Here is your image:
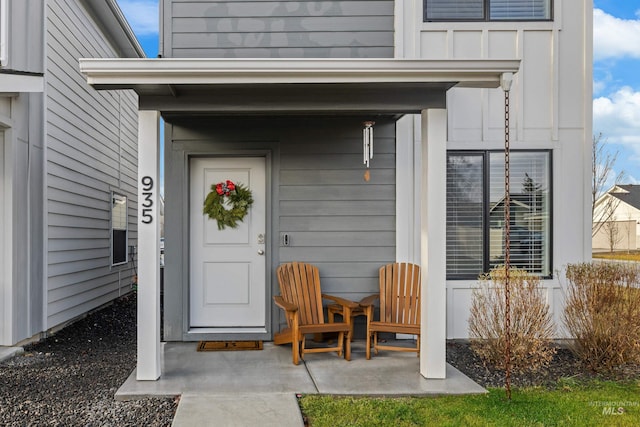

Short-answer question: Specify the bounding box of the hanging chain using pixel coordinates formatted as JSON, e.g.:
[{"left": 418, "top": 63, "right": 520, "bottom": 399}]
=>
[{"left": 504, "top": 89, "right": 512, "bottom": 401}]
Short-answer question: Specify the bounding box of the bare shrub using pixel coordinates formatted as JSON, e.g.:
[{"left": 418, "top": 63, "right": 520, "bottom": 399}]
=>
[
  {"left": 469, "top": 266, "right": 556, "bottom": 373},
  {"left": 563, "top": 262, "right": 640, "bottom": 372}
]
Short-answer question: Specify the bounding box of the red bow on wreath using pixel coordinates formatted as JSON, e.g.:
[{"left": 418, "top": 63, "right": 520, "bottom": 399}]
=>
[{"left": 215, "top": 180, "right": 236, "bottom": 196}]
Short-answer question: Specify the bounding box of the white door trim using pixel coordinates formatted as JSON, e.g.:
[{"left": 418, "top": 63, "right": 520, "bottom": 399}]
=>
[{"left": 189, "top": 156, "right": 267, "bottom": 333}]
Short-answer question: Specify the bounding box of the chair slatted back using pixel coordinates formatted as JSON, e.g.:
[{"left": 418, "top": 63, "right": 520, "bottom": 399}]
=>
[
  {"left": 378, "top": 262, "right": 421, "bottom": 326},
  {"left": 277, "top": 262, "right": 325, "bottom": 326}
]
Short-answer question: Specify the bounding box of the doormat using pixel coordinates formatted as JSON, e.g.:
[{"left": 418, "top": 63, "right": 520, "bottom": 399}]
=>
[{"left": 197, "top": 341, "right": 263, "bottom": 351}]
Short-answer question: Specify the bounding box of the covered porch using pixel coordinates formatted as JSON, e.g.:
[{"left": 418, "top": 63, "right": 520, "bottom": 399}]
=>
[
  {"left": 116, "top": 340, "right": 485, "bottom": 397},
  {"left": 79, "top": 58, "right": 520, "bottom": 382},
  {"left": 117, "top": 341, "right": 486, "bottom": 426}
]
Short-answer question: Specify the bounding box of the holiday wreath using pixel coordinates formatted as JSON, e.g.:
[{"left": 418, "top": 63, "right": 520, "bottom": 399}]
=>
[{"left": 203, "top": 180, "right": 254, "bottom": 230}]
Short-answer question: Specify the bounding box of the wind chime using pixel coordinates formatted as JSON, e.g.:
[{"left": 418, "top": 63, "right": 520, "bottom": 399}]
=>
[{"left": 363, "top": 120, "right": 375, "bottom": 181}]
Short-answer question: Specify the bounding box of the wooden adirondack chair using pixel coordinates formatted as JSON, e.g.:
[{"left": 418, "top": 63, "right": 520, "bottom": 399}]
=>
[
  {"left": 273, "top": 262, "right": 358, "bottom": 365},
  {"left": 362, "top": 262, "right": 421, "bottom": 360}
]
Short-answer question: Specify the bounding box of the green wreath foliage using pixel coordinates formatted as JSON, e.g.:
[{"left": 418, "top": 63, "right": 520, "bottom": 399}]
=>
[{"left": 203, "top": 181, "right": 254, "bottom": 230}]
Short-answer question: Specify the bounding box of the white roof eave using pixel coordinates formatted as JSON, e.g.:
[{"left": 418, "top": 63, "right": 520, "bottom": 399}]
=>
[
  {"left": 79, "top": 58, "right": 521, "bottom": 87},
  {"left": 0, "top": 73, "right": 44, "bottom": 93}
]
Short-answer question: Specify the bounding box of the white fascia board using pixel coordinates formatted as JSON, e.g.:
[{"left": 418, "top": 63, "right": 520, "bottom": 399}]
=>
[
  {"left": 0, "top": 73, "right": 44, "bottom": 93},
  {"left": 79, "top": 58, "right": 521, "bottom": 87},
  {"left": 79, "top": 0, "right": 145, "bottom": 58}
]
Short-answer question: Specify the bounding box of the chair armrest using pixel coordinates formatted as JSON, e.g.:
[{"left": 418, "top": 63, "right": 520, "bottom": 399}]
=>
[
  {"left": 321, "top": 294, "right": 359, "bottom": 309},
  {"left": 273, "top": 295, "right": 298, "bottom": 313},
  {"left": 358, "top": 294, "right": 379, "bottom": 307}
]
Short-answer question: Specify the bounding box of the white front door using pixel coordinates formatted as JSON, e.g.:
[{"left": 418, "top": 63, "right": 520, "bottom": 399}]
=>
[{"left": 189, "top": 157, "right": 266, "bottom": 330}]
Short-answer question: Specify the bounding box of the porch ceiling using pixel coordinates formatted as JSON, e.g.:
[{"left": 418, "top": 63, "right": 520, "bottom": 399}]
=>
[{"left": 79, "top": 58, "right": 520, "bottom": 115}]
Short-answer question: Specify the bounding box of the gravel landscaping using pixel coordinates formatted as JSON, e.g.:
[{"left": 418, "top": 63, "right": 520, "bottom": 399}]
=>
[
  {"left": 2, "top": 292, "right": 639, "bottom": 425},
  {"left": 447, "top": 340, "right": 640, "bottom": 389},
  {"left": 0, "top": 294, "right": 177, "bottom": 426}
]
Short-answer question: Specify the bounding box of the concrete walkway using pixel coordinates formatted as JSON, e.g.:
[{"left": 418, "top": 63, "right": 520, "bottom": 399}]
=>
[{"left": 117, "top": 341, "right": 485, "bottom": 426}]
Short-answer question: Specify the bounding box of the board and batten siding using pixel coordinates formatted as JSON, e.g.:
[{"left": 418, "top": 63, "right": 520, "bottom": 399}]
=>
[
  {"left": 162, "top": 0, "right": 394, "bottom": 58},
  {"left": 408, "top": 0, "right": 590, "bottom": 338},
  {"left": 45, "top": 0, "right": 138, "bottom": 329}
]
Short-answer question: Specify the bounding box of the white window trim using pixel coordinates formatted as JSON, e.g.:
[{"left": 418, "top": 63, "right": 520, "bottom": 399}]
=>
[
  {"left": 445, "top": 150, "right": 552, "bottom": 278},
  {"left": 111, "top": 192, "right": 128, "bottom": 267}
]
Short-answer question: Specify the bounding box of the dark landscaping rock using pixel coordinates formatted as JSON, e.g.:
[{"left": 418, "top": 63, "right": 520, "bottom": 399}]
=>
[
  {"left": 0, "top": 294, "right": 177, "bottom": 426},
  {"left": 446, "top": 340, "right": 640, "bottom": 389}
]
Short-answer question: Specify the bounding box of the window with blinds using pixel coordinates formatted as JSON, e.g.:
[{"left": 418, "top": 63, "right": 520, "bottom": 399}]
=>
[
  {"left": 490, "top": 0, "right": 551, "bottom": 20},
  {"left": 425, "top": 0, "right": 552, "bottom": 21},
  {"left": 446, "top": 154, "right": 485, "bottom": 277},
  {"left": 446, "top": 151, "right": 551, "bottom": 279},
  {"left": 112, "top": 193, "right": 128, "bottom": 266},
  {"left": 426, "top": 0, "right": 484, "bottom": 20}
]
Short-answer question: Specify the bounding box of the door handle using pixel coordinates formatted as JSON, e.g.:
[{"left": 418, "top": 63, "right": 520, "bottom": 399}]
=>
[{"left": 257, "top": 249, "right": 265, "bottom": 255}]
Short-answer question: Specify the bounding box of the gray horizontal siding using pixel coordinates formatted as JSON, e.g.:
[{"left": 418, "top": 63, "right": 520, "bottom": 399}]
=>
[
  {"left": 48, "top": 201, "right": 109, "bottom": 222},
  {"left": 278, "top": 118, "right": 396, "bottom": 301},
  {"left": 47, "top": 266, "right": 114, "bottom": 291},
  {"left": 172, "top": 1, "right": 393, "bottom": 17},
  {"left": 172, "top": 47, "right": 391, "bottom": 57},
  {"left": 280, "top": 215, "right": 395, "bottom": 231},
  {"left": 279, "top": 246, "right": 394, "bottom": 262},
  {"left": 282, "top": 231, "right": 395, "bottom": 246},
  {"left": 280, "top": 184, "right": 394, "bottom": 200},
  {"left": 280, "top": 200, "right": 396, "bottom": 215},
  {"left": 165, "top": 0, "right": 394, "bottom": 58},
  {"left": 45, "top": 0, "right": 138, "bottom": 329},
  {"left": 163, "top": 117, "right": 395, "bottom": 338},
  {"left": 49, "top": 273, "right": 123, "bottom": 304},
  {"left": 171, "top": 16, "right": 393, "bottom": 32},
  {"left": 173, "top": 32, "right": 393, "bottom": 48},
  {"left": 48, "top": 237, "right": 110, "bottom": 252}
]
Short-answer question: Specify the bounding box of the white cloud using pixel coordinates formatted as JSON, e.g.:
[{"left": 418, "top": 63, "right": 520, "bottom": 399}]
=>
[
  {"left": 594, "top": 86, "right": 640, "bottom": 141},
  {"left": 593, "top": 86, "right": 640, "bottom": 178},
  {"left": 594, "top": 8, "right": 640, "bottom": 61},
  {"left": 117, "top": 0, "right": 159, "bottom": 36},
  {"left": 593, "top": 78, "right": 608, "bottom": 95}
]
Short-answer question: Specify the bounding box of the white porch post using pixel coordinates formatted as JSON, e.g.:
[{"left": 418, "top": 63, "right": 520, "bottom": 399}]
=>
[
  {"left": 419, "top": 108, "right": 447, "bottom": 379},
  {"left": 136, "top": 110, "right": 161, "bottom": 380}
]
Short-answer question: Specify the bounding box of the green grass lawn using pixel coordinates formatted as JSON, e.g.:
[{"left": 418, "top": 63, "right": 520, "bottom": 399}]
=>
[
  {"left": 299, "top": 380, "right": 640, "bottom": 426},
  {"left": 592, "top": 251, "right": 640, "bottom": 262}
]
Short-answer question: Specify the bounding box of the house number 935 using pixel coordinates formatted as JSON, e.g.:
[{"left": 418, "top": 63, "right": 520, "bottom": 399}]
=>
[{"left": 141, "top": 176, "right": 154, "bottom": 224}]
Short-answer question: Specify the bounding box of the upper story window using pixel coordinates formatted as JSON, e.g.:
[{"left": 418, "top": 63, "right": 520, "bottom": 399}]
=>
[{"left": 425, "top": 0, "right": 552, "bottom": 21}]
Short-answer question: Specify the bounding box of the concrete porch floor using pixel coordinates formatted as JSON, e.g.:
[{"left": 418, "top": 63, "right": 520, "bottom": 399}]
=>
[{"left": 117, "top": 340, "right": 486, "bottom": 426}]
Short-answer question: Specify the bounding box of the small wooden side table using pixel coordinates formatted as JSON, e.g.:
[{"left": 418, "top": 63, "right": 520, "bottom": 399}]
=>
[{"left": 327, "top": 303, "right": 368, "bottom": 341}]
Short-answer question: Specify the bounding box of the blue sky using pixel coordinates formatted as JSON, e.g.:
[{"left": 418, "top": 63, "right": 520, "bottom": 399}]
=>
[
  {"left": 593, "top": 1, "right": 640, "bottom": 185},
  {"left": 117, "top": 0, "right": 640, "bottom": 187}
]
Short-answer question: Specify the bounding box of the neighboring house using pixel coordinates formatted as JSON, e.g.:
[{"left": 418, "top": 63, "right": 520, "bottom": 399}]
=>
[
  {"left": 593, "top": 185, "right": 640, "bottom": 251},
  {"left": 80, "top": 0, "right": 592, "bottom": 380},
  {"left": 0, "top": 0, "right": 143, "bottom": 347}
]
